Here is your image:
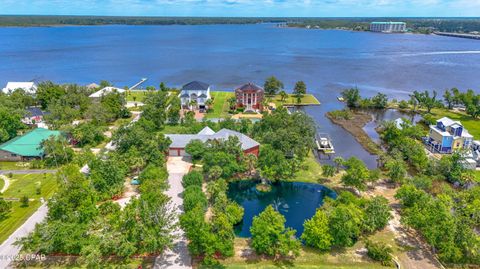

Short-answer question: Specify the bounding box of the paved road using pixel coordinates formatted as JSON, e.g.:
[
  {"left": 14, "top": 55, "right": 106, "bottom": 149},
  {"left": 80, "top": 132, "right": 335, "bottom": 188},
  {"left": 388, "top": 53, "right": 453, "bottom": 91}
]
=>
[
  {"left": 154, "top": 157, "right": 192, "bottom": 269},
  {"left": 0, "top": 203, "right": 48, "bottom": 269},
  {"left": 0, "top": 170, "right": 57, "bottom": 175}
]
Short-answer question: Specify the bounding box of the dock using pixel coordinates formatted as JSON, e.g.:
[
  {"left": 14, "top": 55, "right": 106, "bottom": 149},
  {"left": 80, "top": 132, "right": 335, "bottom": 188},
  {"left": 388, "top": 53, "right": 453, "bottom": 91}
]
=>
[
  {"left": 129, "top": 78, "right": 148, "bottom": 90},
  {"left": 434, "top": 32, "right": 480, "bottom": 40}
]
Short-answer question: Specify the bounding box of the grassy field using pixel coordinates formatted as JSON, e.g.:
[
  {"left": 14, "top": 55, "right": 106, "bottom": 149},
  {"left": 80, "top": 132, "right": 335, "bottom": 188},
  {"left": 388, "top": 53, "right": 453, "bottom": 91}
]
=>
[
  {"left": 125, "top": 90, "right": 178, "bottom": 102},
  {"left": 475, "top": 171, "right": 480, "bottom": 182},
  {"left": 424, "top": 108, "right": 480, "bottom": 138},
  {"left": 220, "top": 237, "right": 393, "bottom": 269},
  {"left": 288, "top": 152, "right": 323, "bottom": 183},
  {"left": 162, "top": 124, "right": 192, "bottom": 134},
  {"left": 205, "top": 92, "right": 321, "bottom": 119},
  {"left": 0, "top": 177, "right": 4, "bottom": 191},
  {"left": 125, "top": 90, "right": 148, "bottom": 102},
  {"left": 0, "top": 161, "right": 32, "bottom": 170},
  {"left": 0, "top": 173, "right": 58, "bottom": 244},
  {"left": 205, "top": 91, "right": 235, "bottom": 119},
  {"left": 270, "top": 94, "right": 321, "bottom": 107}
]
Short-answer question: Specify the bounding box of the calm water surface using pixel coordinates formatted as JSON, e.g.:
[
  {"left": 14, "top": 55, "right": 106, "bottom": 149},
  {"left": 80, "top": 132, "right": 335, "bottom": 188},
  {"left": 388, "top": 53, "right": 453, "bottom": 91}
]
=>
[
  {"left": 1, "top": 24, "right": 479, "bottom": 167},
  {"left": 227, "top": 180, "right": 337, "bottom": 237}
]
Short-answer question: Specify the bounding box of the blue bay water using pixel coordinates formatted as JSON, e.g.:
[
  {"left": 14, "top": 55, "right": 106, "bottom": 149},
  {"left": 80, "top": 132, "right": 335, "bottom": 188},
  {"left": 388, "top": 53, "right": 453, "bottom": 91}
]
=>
[{"left": 1, "top": 24, "right": 479, "bottom": 167}]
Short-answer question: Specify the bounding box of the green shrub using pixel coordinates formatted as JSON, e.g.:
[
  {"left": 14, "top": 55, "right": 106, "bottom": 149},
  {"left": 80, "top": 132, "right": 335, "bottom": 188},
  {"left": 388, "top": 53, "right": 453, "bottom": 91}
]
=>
[
  {"left": 365, "top": 240, "right": 393, "bottom": 266},
  {"left": 183, "top": 186, "right": 207, "bottom": 212},
  {"left": 20, "top": 195, "right": 29, "bottom": 207},
  {"left": 398, "top": 100, "right": 409, "bottom": 109},
  {"left": 182, "top": 171, "right": 203, "bottom": 188},
  {"left": 422, "top": 113, "right": 437, "bottom": 126},
  {"left": 329, "top": 109, "right": 353, "bottom": 120}
]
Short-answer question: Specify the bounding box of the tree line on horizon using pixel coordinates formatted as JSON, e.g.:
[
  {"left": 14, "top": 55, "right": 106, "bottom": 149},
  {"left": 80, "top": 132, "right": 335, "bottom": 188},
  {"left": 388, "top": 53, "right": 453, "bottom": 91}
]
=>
[{"left": 1, "top": 16, "right": 479, "bottom": 33}]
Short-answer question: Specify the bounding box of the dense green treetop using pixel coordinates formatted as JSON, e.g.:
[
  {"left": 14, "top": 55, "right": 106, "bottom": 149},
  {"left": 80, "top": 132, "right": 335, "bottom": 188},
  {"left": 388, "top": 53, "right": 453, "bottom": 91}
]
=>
[{"left": 250, "top": 205, "right": 301, "bottom": 258}]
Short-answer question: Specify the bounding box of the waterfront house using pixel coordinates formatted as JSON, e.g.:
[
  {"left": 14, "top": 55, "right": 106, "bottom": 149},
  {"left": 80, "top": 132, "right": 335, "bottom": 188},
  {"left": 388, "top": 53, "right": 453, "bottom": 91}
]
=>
[
  {"left": 235, "top": 83, "right": 264, "bottom": 112},
  {"left": 22, "top": 107, "right": 49, "bottom": 126},
  {"left": 370, "top": 22, "right": 406, "bottom": 33},
  {"left": 165, "top": 126, "right": 259, "bottom": 157},
  {"left": 89, "top": 86, "right": 125, "bottom": 99},
  {"left": 2, "top": 82, "right": 37, "bottom": 94},
  {"left": 86, "top": 83, "right": 100, "bottom": 90},
  {"left": 0, "top": 128, "right": 61, "bottom": 161},
  {"left": 179, "top": 81, "right": 211, "bottom": 111},
  {"left": 425, "top": 117, "right": 474, "bottom": 153}
]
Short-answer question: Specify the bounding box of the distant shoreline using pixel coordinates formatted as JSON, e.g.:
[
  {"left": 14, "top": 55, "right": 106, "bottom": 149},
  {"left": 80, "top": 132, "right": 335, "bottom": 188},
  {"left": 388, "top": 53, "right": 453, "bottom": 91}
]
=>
[{"left": 0, "top": 16, "right": 479, "bottom": 34}]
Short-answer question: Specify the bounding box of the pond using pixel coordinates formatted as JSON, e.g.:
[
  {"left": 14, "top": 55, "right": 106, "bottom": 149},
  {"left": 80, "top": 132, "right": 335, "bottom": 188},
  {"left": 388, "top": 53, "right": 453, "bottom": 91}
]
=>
[{"left": 227, "top": 180, "right": 337, "bottom": 238}]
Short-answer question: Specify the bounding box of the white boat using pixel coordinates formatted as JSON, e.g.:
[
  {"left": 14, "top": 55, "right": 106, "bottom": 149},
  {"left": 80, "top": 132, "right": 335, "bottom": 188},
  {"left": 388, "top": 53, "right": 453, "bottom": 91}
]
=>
[{"left": 315, "top": 133, "right": 335, "bottom": 154}]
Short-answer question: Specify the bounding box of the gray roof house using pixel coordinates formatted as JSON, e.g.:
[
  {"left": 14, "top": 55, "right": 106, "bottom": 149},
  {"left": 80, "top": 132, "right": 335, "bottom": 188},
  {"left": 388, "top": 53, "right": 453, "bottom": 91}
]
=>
[
  {"left": 165, "top": 127, "right": 260, "bottom": 157},
  {"left": 179, "top": 81, "right": 211, "bottom": 110}
]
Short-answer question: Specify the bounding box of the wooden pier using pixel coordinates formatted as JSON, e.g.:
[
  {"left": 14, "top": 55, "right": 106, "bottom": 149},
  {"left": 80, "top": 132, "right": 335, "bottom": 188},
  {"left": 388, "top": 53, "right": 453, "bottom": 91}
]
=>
[{"left": 129, "top": 78, "right": 148, "bottom": 90}]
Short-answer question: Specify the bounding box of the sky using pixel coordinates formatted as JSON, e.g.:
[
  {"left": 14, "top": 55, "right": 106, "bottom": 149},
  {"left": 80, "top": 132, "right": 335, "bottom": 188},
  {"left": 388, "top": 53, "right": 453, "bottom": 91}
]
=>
[{"left": 0, "top": 0, "right": 479, "bottom": 17}]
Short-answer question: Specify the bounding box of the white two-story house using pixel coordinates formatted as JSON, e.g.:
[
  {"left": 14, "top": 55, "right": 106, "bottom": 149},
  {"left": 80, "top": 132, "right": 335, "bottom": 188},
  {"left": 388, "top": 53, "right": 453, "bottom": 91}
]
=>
[{"left": 179, "top": 81, "right": 211, "bottom": 110}]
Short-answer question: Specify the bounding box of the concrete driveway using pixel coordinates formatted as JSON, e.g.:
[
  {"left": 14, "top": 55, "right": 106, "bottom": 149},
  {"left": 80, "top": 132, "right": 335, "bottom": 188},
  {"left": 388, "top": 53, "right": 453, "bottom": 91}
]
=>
[
  {"left": 0, "top": 203, "right": 48, "bottom": 269},
  {"left": 154, "top": 157, "right": 192, "bottom": 269}
]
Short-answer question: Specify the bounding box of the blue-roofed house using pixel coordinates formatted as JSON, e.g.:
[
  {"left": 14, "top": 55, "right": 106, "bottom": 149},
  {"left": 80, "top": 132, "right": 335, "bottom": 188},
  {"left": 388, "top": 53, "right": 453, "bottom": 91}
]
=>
[
  {"left": 426, "top": 117, "right": 474, "bottom": 153},
  {"left": 22, "top": 107, "right": 49, "bottom": 126}
]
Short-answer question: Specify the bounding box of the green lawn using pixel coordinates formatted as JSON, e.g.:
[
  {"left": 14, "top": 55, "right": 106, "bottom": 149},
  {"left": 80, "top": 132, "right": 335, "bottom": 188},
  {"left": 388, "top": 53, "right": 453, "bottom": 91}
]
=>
[
  {"left": 221, "top": 238, "right": 392, "bottom": 269},
  {"left": 0, "top": 173, "right": 58, "bottom": 243},
  {"left": 222, "top": 264, "right": 389, "bottom": 269},
  {"left": 125, "top": 90, "right": 148, "bottom": 102},
  {"left": 428, "top": 108, "right": 480, "bottom": 138},
  {"left": 204, "top": 92, "right": 320, "bottom": 119},
  {"left": 0, "top": 177, "right": 4, "bottom": 191},
  {"left": 0, "top": 161, "right": 32, "bottom": 170},
  {"left": 475, "top": 171, "right": 480, "bottom": 182},
  {"left": 271, "top": 94, "right": 321, "bottom": 107},
  {"left": 288, "top": 152, "right": 323, "bottom": 183},
  {"left": 205, "top": 91, "right": 235, "bottom": 119},
  {"left": 125, "top": 90, "right": 178, "bottom": 103}
]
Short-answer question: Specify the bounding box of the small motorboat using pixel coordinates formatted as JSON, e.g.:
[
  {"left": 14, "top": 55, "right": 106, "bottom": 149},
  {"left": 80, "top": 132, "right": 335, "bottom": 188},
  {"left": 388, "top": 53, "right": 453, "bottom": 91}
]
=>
[{"left": 315, "top": 133, "right": 335, "bottom": 154}]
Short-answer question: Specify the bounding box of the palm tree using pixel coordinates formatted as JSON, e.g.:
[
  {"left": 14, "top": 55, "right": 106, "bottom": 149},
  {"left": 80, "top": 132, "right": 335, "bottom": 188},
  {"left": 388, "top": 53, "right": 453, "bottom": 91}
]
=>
[
  {"left": 279, "top": 90, "right": 288, "bottom": 102},
  {"left": 205, "top": 98, "right": 213, "bottom": 109},
  {"left": 262, "top": 97, "right": 271, "bottom": 109},
  {"left": 333, "top": 156, "right": 344, "bottom": 173},
  {"left": 189, "top": 100, "right": 197, "bottom": 110},
  {"left": 245, "top": 154, "right": 258, "bottom": 177},
  {"left": 227, "top": 97, "right": 237, "bottom": 110}
]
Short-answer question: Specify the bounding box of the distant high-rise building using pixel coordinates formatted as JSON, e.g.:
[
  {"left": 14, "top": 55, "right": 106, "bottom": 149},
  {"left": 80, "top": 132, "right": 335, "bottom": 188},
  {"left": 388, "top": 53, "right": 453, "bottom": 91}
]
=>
[{"left": 370, "top": 22, "right": 406, "bottom": 33}]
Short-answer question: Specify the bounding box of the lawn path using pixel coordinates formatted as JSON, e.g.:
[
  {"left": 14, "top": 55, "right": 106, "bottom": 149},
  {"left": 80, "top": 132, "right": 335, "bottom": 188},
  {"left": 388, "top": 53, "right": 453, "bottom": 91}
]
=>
[
  {"left": 0, "top": 175, "right": 9, "bottom": 193},
  {"left": 153, "top": 157, "right": 192, "bottom": 269},
  {"left": 0, "top": 170, "right": 57, "bottom": 175}
]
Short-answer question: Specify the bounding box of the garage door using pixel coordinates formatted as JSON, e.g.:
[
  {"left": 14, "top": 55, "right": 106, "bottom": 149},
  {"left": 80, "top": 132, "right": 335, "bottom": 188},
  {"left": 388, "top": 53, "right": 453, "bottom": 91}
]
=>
[
  {"left": 169, "top": 149, "right": 179, "bottom": 156},
  {"left": 179, "top": 149, "right": 190, "bottom": 156}
]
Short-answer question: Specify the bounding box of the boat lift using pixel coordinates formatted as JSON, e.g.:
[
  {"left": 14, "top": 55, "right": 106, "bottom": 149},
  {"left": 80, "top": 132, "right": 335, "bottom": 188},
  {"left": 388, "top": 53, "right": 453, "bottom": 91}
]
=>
[{"left": 315, "top": 133, "right": 335, "bottom": 159}]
